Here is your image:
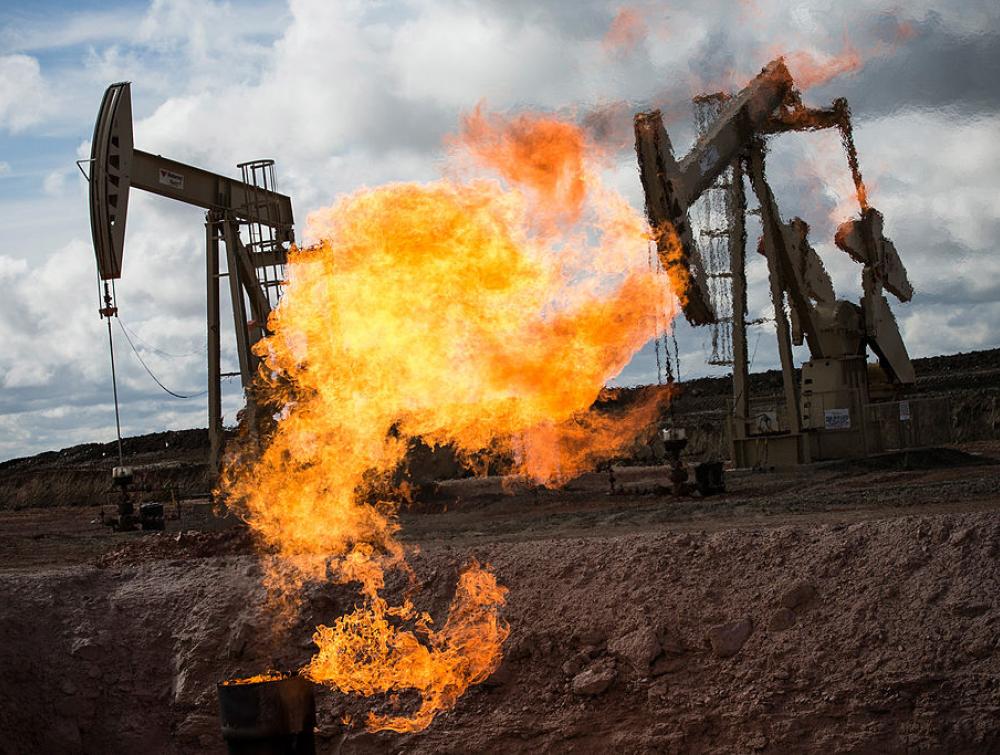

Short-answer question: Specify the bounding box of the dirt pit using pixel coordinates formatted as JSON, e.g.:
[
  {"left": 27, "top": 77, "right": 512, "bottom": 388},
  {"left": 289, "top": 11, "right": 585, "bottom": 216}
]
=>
[{"left": 1, "top": 449, "right": 999, "bottom": 753}]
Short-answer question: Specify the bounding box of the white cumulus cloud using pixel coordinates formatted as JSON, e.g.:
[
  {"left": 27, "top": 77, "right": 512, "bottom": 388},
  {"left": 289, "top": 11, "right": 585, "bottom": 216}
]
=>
[{"left": 0, "top": 54, "right": 51, "bottom": 132}]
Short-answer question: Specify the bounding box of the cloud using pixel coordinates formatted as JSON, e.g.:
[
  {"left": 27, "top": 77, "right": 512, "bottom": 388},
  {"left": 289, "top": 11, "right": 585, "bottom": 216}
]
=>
[
  {"left": 0, "top": 7, "right": 145, "bottom": 53},
  {"left": 0, "top": 54, "right": 51, "bottom": 132},
  {"left": 827, "top": 22, "right": 1000, "bottom": 118},
  {"left": 42, "top": 168, "right": 68, "bottom": 196},
  {"left": 900, "top": 302, "right": 1000, "bottom": 358},
  {"left": 1, "top": 0, "right": 999, "bottom": 459}
]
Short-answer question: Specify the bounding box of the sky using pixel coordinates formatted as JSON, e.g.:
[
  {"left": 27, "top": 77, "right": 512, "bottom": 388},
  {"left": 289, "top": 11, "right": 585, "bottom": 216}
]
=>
[{"left": 0, "top": 0, "right": 998, "bottom": 460}]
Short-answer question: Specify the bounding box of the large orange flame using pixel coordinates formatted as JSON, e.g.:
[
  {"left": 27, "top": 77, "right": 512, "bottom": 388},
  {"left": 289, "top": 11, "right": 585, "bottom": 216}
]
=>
[
  {"left": 221, "top": 107, "right": 680, "bottom": 732},
  {"left": 306, "top": 561, "right": 509, "bottom": 733}
]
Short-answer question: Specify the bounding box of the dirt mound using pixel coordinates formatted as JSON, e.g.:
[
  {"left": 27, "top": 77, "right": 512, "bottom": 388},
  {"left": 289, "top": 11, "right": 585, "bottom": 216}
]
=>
[
  {"left": 0, "top": 428, "right": 213, "bottom": 510},
  {"left": 0, "top": 460, "right": 211, "bottom": 511},
  {"left": 823, "top": 446, "right": 999, "bottom": 473},
  {"left": 0, "top": 428, "right": 210, "bottom": 471},
  {"left": 1, "top": 510, "right": 998, "bottom": 753},
  {"left": 95, "top": 526, "right": 255, "bottom": 569}
]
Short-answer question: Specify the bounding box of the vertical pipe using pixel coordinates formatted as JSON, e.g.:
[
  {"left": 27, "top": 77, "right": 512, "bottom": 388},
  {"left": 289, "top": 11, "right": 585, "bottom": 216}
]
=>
[
  {"left": 105, "top": 319, "right": 124, "bottom": 466},
  {"left": 206, "top": 212, "right": 223, "bottom": 473},
  {"left": 100, "top": 279, "right": 126, "bottom": 467},
  {"left": 729, "top": 157, "right": 750, "bottom": 443}
]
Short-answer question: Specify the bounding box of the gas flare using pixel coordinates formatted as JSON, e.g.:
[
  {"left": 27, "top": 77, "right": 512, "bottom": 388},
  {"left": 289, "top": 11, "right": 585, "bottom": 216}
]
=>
[
  {"left": 221, "top": 107, "right": 681, "bottom": 731},
  {"left": 306, "top": 561, "right": 509, "bottom": 733},
  {"left": 773, "top": 17, "right": 918, "bottom": 92},
  {"left": 603, "top": 7, "right": 647, "bottom": 55},
  {"left": 780, "top": 39, "right": 864, "bottom": 90}
]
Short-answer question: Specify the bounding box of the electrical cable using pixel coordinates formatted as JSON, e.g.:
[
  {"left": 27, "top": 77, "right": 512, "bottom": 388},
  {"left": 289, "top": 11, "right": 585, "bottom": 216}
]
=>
[
  {"left": 115, "top": 318, "right": 208, "bottom": 399},
  {"left": 671, "top": 329, "right": 681, "bottom": 383},
  {"left": 731, "top": 324, "right": 765, "bottom": 412},
  {"left": 648, "top": 242, "right": 664, "bottom": 385},
  {"left": 117, "top": 317, "right": 206, "bottom": 358},
  {"left": 749, "top": 325, "right": 764, "bottom": 371}
]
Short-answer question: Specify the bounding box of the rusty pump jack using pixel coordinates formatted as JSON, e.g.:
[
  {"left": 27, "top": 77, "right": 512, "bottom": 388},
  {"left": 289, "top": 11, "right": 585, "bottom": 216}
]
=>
[
  {"left": 84, "top": 82, "right": 295, "bottom": 496},
  {"left": 635, "top": 59, "right": 915, "bottom": 466}
]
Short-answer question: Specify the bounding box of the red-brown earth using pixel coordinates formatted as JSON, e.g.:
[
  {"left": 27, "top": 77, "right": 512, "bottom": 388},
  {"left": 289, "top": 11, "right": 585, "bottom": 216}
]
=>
[{"left": 1, "top": 445, "right": 999, "bottom": 753}]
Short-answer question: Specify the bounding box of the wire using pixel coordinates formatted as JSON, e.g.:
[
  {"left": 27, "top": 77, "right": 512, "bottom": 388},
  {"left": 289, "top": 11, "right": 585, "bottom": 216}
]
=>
[
  {"left": 671, "top": 329, "right": 681, "bottom": 383},
  {"left": 105, "top": 308, "right": 124, "bottom": 466},
  {"left": 749, "top": 325, "right": 764, "bottom": 371},
  {"left": 117, "top": 317, "right": 206, "bottom": 358},
  {"left": 648, "top": 242, "right": 665, "bottom": 385},
  {"left": 97, "top": 279, "right": 125, "bottom": 465},
  {"left": 115, "top": 318, "right": 208, "bottom": 399}
]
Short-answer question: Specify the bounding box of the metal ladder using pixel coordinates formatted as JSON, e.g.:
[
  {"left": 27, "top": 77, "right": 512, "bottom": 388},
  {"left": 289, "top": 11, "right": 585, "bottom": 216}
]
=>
[{"left": 238, "top": 159, "right": 287, "bottom": 311}]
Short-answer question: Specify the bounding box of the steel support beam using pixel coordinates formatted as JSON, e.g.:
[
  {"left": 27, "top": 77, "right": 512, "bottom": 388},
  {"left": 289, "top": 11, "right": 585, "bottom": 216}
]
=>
[
  {"left": 746, "top": 142, "right": 802, "bottom": 439},
  {"left": 131, "top": 150, "right": 294, "bottom": 239},
  {"left": 225, "top": 217, "right": 272, "bottom": 338},
  {"left": 206, "top": 212, "right": 223, "bottom": 473},
  {"left": 634, "top": 60, "right": 794, "bottom": 326},
  {"left": 222, "top": 218, "right": 254, "bottom": 389},
  {"left": 676, "top": 60, "right": 794, "bottom": 203},
  {"left": 729, "top": 157, "right": 750, "bottom": 441}
]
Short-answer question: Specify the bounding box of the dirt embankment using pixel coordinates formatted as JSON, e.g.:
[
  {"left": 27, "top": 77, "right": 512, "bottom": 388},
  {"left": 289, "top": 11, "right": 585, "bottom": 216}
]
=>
[
  {"left": 0, "top": 429, "right": 213, "bottom": 510},
  {"left": 1, "top": 510, "right": 998, "bottom": 754},
  {"left": 3, "top": 348, "right": 999, "bottom": 510}
]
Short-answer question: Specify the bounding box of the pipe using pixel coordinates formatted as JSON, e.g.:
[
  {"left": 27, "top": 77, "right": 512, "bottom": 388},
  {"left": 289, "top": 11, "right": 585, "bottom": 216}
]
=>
[{"left": 217, "top": 672, "right": 316, "bottom": 755}]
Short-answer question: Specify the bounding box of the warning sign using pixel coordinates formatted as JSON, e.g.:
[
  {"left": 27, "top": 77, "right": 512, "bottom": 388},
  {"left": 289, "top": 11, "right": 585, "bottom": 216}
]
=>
[
  {"left": 824, "top": 408, "right": 851, "bottom": 430},
  {"left": 754, "top": 411, "right": 778, "bottom": 434},
  {"left": 158, "top": 168, "right": 184, "bottom": 190},
  {"left": 899, "top": 400, "right": 911, "bottom": 421}
]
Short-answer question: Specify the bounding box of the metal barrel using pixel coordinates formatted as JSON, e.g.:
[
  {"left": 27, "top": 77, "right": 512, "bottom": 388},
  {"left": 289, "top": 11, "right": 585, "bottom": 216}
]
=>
[{"left": 217, "top": 674, "right": 316, "bottom": 755}]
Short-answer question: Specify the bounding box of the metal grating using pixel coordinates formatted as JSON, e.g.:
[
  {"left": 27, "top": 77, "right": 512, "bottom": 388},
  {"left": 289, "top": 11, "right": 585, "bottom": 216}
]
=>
[{"left": 692, "top": 93, "right": 736, "bottom": 366}]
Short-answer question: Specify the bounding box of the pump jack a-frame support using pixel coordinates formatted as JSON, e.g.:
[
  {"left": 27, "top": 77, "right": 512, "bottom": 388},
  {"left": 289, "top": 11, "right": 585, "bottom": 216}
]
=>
[{"left": 86, "top": 82, "right": 295, "bottom": 471}]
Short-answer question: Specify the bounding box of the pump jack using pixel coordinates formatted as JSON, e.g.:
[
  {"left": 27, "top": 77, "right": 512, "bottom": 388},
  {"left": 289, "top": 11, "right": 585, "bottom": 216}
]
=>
[
  {"left": 635, "top": 59, "right": 920, "bottom": 466},
  {"left": 85, "top": 82, "right": 295, "bottom": 489}
]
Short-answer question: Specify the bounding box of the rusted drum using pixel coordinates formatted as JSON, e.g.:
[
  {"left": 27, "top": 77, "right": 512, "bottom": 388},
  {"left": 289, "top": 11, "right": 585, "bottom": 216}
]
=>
[{"left": 217, "top": 673, "right": 316, "bottom": 755}]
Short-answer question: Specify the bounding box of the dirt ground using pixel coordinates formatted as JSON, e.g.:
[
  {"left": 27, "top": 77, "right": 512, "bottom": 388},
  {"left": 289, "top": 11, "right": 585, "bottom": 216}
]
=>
[{"left": 1, "top": 442, "right": 999, "bottom": 753}]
